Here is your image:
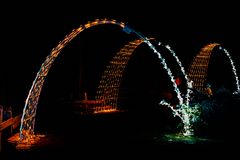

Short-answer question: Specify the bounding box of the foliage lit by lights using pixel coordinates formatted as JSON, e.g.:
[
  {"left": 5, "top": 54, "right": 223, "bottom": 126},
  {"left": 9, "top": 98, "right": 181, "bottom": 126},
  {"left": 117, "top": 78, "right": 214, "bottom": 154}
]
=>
[
  {"left": 180, "top": 43, "right": 240, "bottom": 135},
  {"left": 159, "top": 43, "right": 240, "bottom": 136}
]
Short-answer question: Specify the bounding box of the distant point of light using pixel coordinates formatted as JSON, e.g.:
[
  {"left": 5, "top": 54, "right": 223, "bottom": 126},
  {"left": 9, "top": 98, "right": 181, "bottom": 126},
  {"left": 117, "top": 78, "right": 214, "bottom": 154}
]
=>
[{"left": 122, "top": 25, "right": 132, "bottom": 34}]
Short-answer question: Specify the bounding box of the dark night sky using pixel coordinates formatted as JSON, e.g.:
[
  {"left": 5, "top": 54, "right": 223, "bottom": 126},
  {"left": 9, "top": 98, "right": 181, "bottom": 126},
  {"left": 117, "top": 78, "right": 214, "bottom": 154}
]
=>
[{"left": 1, "top": 2, "right": 240, "bottom": 114}]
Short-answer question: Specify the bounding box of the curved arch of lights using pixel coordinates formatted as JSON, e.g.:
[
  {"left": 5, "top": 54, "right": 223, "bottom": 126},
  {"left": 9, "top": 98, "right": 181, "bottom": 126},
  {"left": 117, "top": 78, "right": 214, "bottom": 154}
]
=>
[
  {"left": 19, "top": 18, "right": 184, "bottom": 143},
  {"left": 95, "top": 38, "right": 192, "bottom": 113},
  {"left": 187, "top": 43, "right": 240, "bottom": 94},
  {"left": 19, "top": 19, "right": 126, "bottom": 142},
  {"left": 95, "top": 39, "right": 145, "bottom": 113}
]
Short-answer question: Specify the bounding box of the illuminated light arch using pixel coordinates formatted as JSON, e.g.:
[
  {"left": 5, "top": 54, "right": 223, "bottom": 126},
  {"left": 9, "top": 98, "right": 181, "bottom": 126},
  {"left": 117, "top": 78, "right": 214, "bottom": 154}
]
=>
[
  {"left": 95, "top": 39, "right": 146, "bottom": 113},
  {"left": 19, "top": 18, "right": 184, "bottom": 144},
  {"left": 187, "top": 43, "right": 240, "bottom": 93},
  {"left": 95, "top": 39, "right": 191, "bottom": 113},
  {"left": 19, "top": 19, "right": 126, "bottom": 143}
]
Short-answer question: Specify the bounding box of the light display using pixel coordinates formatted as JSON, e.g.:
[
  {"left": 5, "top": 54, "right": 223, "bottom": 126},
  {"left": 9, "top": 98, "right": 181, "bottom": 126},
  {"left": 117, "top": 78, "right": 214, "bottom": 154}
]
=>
[
  {"left": 19, "top": 19, "right": 126, "bottom": 144},
  {"left": 19, "top": 19, "right": 178, "bottom": 145},
  {"left": 188, "top": 43, "right": 240, "bottom": 94},
  {"left": 18, "top": 17, "right": 240, "bottom": 147},
  {"left": 95, "top": 39, "right": 145, "bottom": 113}
]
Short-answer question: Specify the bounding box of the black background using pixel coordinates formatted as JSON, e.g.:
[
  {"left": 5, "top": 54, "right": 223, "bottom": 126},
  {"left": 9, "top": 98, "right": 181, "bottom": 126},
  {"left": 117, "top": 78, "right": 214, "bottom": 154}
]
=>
[{"left": 0, "top": 1, "right": 240, "bottom": 157}]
